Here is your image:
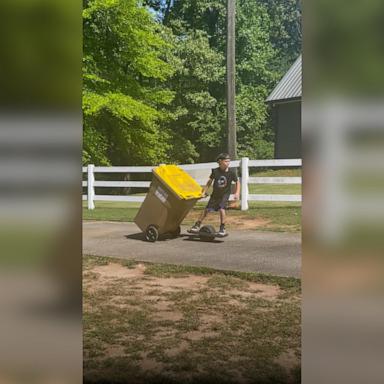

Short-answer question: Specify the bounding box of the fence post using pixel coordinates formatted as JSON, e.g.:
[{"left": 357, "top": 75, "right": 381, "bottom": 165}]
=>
[
  {"left": 241, "top": 157, "right": 249, "bottom": 211},
  {"left": 87, "top": 164, "right": 95, "bottom": 210}
]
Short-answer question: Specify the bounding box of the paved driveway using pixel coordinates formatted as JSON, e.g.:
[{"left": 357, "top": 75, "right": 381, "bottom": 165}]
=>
[{"left": 83, "top": 221, "right": 301, "bottom": 278}]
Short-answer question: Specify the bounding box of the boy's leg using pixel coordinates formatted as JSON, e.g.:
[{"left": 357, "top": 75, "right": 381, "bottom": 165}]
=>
[
  {"left": 219, "top": 208, "right": 226, "bottom": 225},
  {"left": 218, "top": 208, "right": 227, "bottom": 236},
  {"left": 198, "top": 208, "right": 208, "bottom": 223},
  {"left": 189, "top": 208, "right": 208, "bottom": 233}
]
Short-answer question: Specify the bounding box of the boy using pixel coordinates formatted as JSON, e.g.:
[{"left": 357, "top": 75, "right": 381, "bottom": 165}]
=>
[{"left": 189, "top": 153, "right": 240, "bottom": 237}]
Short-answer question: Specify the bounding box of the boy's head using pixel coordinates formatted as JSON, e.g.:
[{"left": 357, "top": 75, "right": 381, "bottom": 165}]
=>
[{"left": 216, "top": 153, "right": 231, "bottom": 170}]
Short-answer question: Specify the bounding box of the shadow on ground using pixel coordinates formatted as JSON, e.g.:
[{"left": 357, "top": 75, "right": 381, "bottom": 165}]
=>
[
  {"left": 125, "top": 232, "right": 225, "bottom": 244},
  {"left": 182, "top": 236, "right": 224, "bottom": 243},
  {"left": 125, "top": 232, "right": 146, "bottom": 241}
]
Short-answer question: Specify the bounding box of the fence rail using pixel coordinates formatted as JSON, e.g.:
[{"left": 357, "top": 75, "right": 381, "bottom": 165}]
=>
[{"left": 82, "top": 158, "right": 301, "bottom": 210}]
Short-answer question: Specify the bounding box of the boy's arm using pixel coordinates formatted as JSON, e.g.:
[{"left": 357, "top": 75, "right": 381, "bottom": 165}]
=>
[
  {"left": 202, "top": 178, "right": 213, "bottom": 196},
  {"left": 234, "top": 180, "right": 240, "bottom": 200}
]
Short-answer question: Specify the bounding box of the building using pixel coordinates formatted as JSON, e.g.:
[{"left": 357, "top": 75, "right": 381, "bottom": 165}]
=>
[{"left": 267, "top": 55, "right": 301, "bottom": 159}]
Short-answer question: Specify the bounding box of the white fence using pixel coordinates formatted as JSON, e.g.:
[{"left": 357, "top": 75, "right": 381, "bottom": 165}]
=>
[{"left": 82, "top": 158, "right": 301, "bottom": 210}]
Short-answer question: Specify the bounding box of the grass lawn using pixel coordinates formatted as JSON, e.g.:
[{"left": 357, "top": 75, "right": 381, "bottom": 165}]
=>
[
  {"left": 83, "top": 169, "right": 301, "bottom": 232},
  {"left": 83, "top": 201, "right": 141, "bottom": 222},
  {"left": 248, "top": 168, "right": 301, "bottom": 196},
  {"left": 83, "top": 255, "right": 301, "bottom": 384},
  {"left": 249, "top": 168, "right": 301, "bottom": 177}
]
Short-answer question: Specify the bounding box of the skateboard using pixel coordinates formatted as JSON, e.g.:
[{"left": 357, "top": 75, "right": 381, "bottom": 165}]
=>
[{"left": 187, "top": 225, "right": 228, "bottom": 241}]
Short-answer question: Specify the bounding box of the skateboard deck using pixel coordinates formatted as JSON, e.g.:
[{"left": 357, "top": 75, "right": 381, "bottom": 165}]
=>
[{"left": 187, "top": 229, "right": 228, "bottom": 238}]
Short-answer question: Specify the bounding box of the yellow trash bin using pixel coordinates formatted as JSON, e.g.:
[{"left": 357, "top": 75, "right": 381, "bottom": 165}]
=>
[{"left": 134, "top": 164, "right": 204, "bottom": 242}]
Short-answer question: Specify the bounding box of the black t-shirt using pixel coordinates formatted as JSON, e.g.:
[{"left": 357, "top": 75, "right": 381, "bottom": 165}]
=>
[{"left": 209, "top": 167, "right": 238, "bottom": 197}]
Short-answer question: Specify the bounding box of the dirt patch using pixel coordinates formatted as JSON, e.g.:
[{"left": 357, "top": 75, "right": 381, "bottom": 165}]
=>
[
  {"left": 140, "top": 356, "right": 164, "bottom": 372},
  {"left": 143, "top": 296, "right": 165, "bottom": 304},
  {"left": 246, "top": 282, "right": 281, "bottom": 298},
  {"left": 83, "top": 256, "right": 301, "bottom": 384},
  {"left": 93, "top": 262, "right": 146, "bottom": 279},
  {"left": 225, "top": 215, "right": 271, "bottom": 230},
  {"left": 149, "top": 275, "right": 209, "bottom": 290},
  {"left": 155, "top": 310, "right": 184, "bottom": 322},
  {"left": 183, "top": 330, "right": 219, "bottom": 341},
  {"left": 200, "top": 313, "right": 223, "bottom": 325},
  {"left": 184, "top": 210, "right": 270, "bottom": 229},
  {"left": 166, "top": 340, "right": 189, "bottom": 357},
  {"left": 152, "top": 329, "right": 179, "bottom": 342},
  {"left": 152, "top": 300, "right": 170, "bottom": 311},
  {"left": 105, "top": 344, "right": 126, "bottom": 358},
  {"left": 84, "top": 263, "right": 148, "bottom": 295},
  {"left": 275, "top": 350, "right": 299, "bottom": 370}
]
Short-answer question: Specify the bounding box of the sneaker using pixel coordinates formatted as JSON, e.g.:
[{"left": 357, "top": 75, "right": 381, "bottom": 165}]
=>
[
  {"left": 188, "top": 222, "right": 201, "bottom": 234},
  {"left": 217, "top": 225, "right": 226, "bottom": 237}
]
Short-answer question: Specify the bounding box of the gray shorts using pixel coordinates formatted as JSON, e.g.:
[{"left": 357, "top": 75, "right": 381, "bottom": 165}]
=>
[{"left": 206, "top": 193, "right": 230, "bottom": 212}]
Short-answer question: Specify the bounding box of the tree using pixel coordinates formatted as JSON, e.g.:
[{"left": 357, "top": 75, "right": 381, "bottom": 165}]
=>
[
  {"left": 235, "top": 0, "right": 280, "bottom": 159},
  {"left": 151, "top": 0, "right": 296, "bottom": 160},
  {"left": 83, "top": 0, "right": 302, "bottom": 165},
  {"left": 259, "top": 0, "right": 302, "bottom": 72},
  {"left": 155, "top": 1, "right": 231, "bottom": 161},
  {"left": 83, "top": 0, "right": 176, "bottom": 165},
  {"left": 163, "top": 29, "right": 226, "bottom": 162}
]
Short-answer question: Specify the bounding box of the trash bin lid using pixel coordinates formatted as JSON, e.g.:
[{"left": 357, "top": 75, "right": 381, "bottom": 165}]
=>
[{"left": 153, "top": 165, "right": 203, "bottom": 200}]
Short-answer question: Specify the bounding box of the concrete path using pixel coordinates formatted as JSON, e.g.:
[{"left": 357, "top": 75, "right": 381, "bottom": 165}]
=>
[{"left": 83, "top": 221, "right": 301, "bottom": 278}]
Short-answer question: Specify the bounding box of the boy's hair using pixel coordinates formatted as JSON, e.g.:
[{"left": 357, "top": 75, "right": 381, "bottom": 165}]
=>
[{"left": 216, "top": 153, "right": 230, "bottom": 162}]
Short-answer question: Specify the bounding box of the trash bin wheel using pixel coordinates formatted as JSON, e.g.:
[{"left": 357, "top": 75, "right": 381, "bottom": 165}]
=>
[
  {"left": 145, "top": 225, "right": 159, "bottom": 242},
  {"left": 170, "top": 226, "right": 181, "bottom": 238},
  {"left": 199, "top": 225, "right": 216, "bottom": 242}
]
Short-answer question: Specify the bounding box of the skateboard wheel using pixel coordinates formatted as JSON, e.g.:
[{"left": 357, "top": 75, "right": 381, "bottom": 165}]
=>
[
  {"left": 199, "top": 225, "right": 216, "bottom": 242},
  {"left": 145, "top": 225, "right": 159, "bottom": 242}
]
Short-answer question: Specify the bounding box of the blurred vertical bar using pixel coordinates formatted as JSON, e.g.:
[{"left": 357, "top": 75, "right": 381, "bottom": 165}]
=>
[
  {"left": 303, "top": 0, "right": 384, "bottom": 383},
  {"left": 0, "top": 0, "right": 82, "bottom": 383}
]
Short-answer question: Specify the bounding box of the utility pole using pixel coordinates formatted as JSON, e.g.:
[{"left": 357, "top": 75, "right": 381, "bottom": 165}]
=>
[{"left": 227, "top": 0, "right": 237, "bottom": 159}]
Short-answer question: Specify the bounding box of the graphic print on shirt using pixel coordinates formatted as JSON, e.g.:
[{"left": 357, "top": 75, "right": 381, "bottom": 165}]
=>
[{"left": 218, "top": 175, "right": 228, "bottom": 188}]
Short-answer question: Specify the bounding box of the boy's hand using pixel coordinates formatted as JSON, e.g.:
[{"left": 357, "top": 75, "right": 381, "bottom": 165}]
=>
[{"left": 234, "top": 193, "right": 240, "bottom": 200}]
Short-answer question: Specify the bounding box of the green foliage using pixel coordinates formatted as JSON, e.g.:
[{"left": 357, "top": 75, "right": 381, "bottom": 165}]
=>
[
  {"left": 164, "top": 29, "right": 226, "bottom": 162},
  {"left": 235, "top": 0, "right": 279, "bottom": 159},
  {"left": 154, "top": 0, "right": 301, "bottom": 161},
  {"left": 83, "top": 0, "right": 302, "bottom": 165},
  {"left": 259, "top": 0, "right": 302, "bottom": 72},
  {"left": 83, "top": 0, "right": 176, "bottom": 165}
]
